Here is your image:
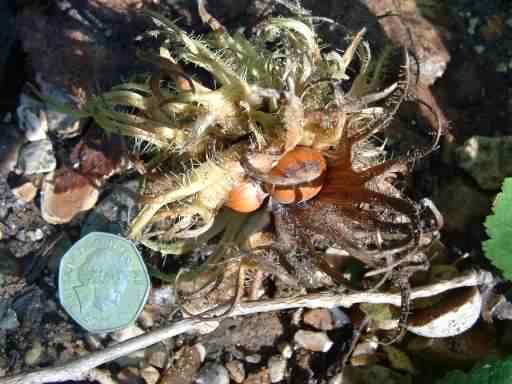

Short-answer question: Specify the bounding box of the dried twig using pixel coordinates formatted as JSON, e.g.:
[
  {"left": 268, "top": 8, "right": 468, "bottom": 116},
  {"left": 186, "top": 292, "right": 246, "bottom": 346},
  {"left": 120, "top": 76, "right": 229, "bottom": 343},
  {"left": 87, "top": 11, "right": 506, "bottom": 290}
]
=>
[{"left": 0, "top": 270, "right": 492, "bottom": 384}]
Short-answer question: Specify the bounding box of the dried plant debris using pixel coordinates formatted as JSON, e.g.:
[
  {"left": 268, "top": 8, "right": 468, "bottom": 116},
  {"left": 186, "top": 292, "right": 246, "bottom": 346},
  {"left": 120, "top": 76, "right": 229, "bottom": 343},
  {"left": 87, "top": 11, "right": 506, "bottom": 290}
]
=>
[{"left": 51, "top": 1, "right": 447, "bottom": 343}]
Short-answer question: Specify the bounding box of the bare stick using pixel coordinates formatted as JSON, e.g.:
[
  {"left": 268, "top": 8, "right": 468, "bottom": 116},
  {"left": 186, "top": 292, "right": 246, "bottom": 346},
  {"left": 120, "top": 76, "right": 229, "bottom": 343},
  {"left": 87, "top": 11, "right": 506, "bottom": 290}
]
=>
[{"left": 0, "top": 270, "right": 492, "bottom": 384}]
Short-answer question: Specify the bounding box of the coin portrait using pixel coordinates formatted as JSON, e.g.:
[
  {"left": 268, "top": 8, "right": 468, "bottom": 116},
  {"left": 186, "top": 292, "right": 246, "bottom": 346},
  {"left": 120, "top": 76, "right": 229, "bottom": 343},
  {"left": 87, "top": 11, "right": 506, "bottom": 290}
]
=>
[
  {"left": 59, "top": 232, "right": 151, "bottom": 333},
  {"left": 74, "top": 249, "right": 131, "bottom": 313}
]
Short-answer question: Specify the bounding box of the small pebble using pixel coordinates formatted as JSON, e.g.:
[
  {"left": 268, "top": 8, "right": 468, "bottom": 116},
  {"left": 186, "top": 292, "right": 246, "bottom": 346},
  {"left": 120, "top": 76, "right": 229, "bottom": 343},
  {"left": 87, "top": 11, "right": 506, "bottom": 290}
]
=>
[
  {"left": 467, "top": 17, "right": 479, "bottom": 35},
  {"left": 24, "top": 341, "right": 44, "bottom": 366},
  {"left": 496, "top": 63, "right": 508, "bottom": 73},
  {"left": 117, "top": 367, "right": 140, "bottom": 382},
  {"left": 145, "top": 343, "right": 169, "bottom": 369},
  {"left": 17, "top": 95, "right": 47, "bottom": 142},
  {"left": 0, "top": 308, "right": 19, "bottom": 331},
  {"left": 278, "top": 343, "right": 293, "bottom": 359},
  {"left": 29, "top": 229, "right": 44, "bottom": 241},
  {"left": 159, "top": 345, "right": 200, "bottom": 384},
  {"left": 17, "top": 139, "right": 56, "bottom": 175},
  {"left": 244, "top": 369, "right": 270, "bottom": 384},
  {"left": 225, "top": 360, "right": 245, "bottom": 383},
  {"left": 149, "top": 285, "right": 176, "bottom": 307},
  {"left": 268, "top": 355, "right": 287, "bottom": 383},
  {"left": 245, "top": 354, "right": 262, "bottom": 364},
  {"left": 84, "top": 334, "right": 102, "bottom": 350},
  {"left": 330, "top": 307, "right": 351, "bottom": 328},
  {"left": 474, "top": 45, "right": 485, "bottom": 54},
  {"left": 138, "top": 309, "right": 154, "bottom": 329},
  {"left": 11, "top": 180, "right": 38, "bottom": 203},
  {"left": 294, "top": 330, "right": 333, "bottom": 352},
  {"left": 0, "top": 204, "right": 8, "bottom": 220},
  {"left": 111, "top": 324, "right": 144, "bottom": 342},
  {"left": 58, "top": 347, "right": 75, "bottom": 363},
  {"left": 140, "top": 366, "right": 160, "bottom": 384},
  {"left": 39, "top": 79, "right": 82, "bottom": 138},
  {"left": 196, "top": 363, "right": 230, "bottom": 384},
  {"left": 194, "top": 343, "right": 207, "bottom": 363},
  {"left": 303, "top": 309, "right": 335, "bottom": 331}
]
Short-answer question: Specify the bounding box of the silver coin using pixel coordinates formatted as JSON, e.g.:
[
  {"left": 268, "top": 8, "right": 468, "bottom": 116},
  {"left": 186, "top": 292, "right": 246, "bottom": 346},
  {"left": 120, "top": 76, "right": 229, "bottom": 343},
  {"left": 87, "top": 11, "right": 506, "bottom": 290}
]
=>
[{"left": 58, "top": 232, "right": 150, "bottom": 333}]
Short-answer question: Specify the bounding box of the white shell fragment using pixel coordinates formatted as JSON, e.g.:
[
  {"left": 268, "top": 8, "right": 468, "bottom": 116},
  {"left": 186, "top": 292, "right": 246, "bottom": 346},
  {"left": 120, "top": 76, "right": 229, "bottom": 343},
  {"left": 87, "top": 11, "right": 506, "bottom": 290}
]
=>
[
  {"left": 294, "top": 330, "right": 333, "bottom": 352},
  {"left": 407, "top": 287, "right": 482, "bottom": 338}
]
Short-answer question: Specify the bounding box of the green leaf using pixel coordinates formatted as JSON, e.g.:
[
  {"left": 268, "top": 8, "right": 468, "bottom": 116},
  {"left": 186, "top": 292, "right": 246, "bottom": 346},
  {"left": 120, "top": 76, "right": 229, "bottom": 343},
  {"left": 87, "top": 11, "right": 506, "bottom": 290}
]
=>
[
  {"left": 483, "top": 178, "right": 512, "bottom": 281},
  {"left": 437, "top": 358, "right": 512, "bottom": 384}
]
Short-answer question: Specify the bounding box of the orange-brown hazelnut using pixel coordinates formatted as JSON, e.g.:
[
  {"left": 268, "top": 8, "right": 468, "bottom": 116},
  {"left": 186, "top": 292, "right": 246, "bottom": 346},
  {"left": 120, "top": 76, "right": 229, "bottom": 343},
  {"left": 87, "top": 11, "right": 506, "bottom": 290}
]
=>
[
  {"left": 269, "top": 147, "right": 327, "bottom": 204},
  {"left": 226, "top": 178, "right": 268, "bottom": 212}
]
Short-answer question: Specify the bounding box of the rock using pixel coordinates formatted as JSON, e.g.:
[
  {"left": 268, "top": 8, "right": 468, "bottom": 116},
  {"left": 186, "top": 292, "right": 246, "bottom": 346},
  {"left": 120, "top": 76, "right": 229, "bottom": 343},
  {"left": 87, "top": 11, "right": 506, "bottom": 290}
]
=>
[
  {"left": 330, "top": 307, "right": 352, "bottom": 328},
  {"left": 81, "top": 179, "right": 139, "bottom": 236},
  {"left": 84, "top": 334, "right": 103, "bottom": 351},
  {"left": 268, "top": 355, "right": 287, "bottom": 383},
  {"left": 243, "top": 369, "right": 270, "bottom": 384},
  {"left": 160, "top": 345, "right": 201, "bottom": 384},
  {"left": 111, "top": 324, "right": 145, "bottom": 342},
  {"left": 294, "top": 330, "right": 333, "bottom": 352},
  {"left": 0, "top": 308, "right": 20, "bottom": 331},
  {"left": 17, "top": 139, "right": 56, "bottom": 175},
  {"left": 138, "top": 309, "right": 155, "bottom": 329},
  {"left": 196, "top": 363, "right": 230, "bottom": 384},
  {"left": 41, "top": 168, "right": 99, "bottom": 224},
  {"left": 140, "top": 366, "right": 160, "bottom": 384},
  {"left": 145, "top": 343, "right": 169, "bottom": 369},
  {"left": 456, "top": 136, "right": 512, "bottom": 190},
  {"left": 303, "top": 309, "right": 336, "bottom": 331},
  {"left": 278, "top": 343, "right": 293, "bottom": 359},
  {"left": 38, "top": 78, "right": 82, "bottom": 138},
  {"left": 193, "top": 343, "right": 206, "bottom": 363},
  {"left": 225, "top": 360, "right": 245, "bottom": 383},
  {"left": 205, "top": 313, "right": 283, "bottom": 353},
  {"left": 11, "top": 179, "right": 38, "bottom": 203},
  {"left": 366, "top": 0, "right": 451, "bottom": 86},
  {"left": 16, "top": 228, "right": 44, "bottom": 242},
  {"left": 117, "top": 367, "right": 140, "bottom": 383},
  {"left": 245, "top": 354, "right": 261, "bottom": 364},
  {"left": 24, "top": 341, "right": 44, "bottom": 366},
  {"left": 350, "top": 340, "right": 379, "bottom": 367},
  {"left": 16, "top": 94, "right": 48, "bottom": 142},
  {"left": 148, "top": 284, "right": 176, "bottom": 308}
]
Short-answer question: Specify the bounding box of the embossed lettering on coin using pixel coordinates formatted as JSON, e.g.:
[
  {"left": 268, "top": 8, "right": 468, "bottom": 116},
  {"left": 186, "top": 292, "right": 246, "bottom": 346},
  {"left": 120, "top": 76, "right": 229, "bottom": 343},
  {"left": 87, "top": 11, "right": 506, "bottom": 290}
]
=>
[{"left": 58, "top": 232, "right": 150, "bottom": 333}]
